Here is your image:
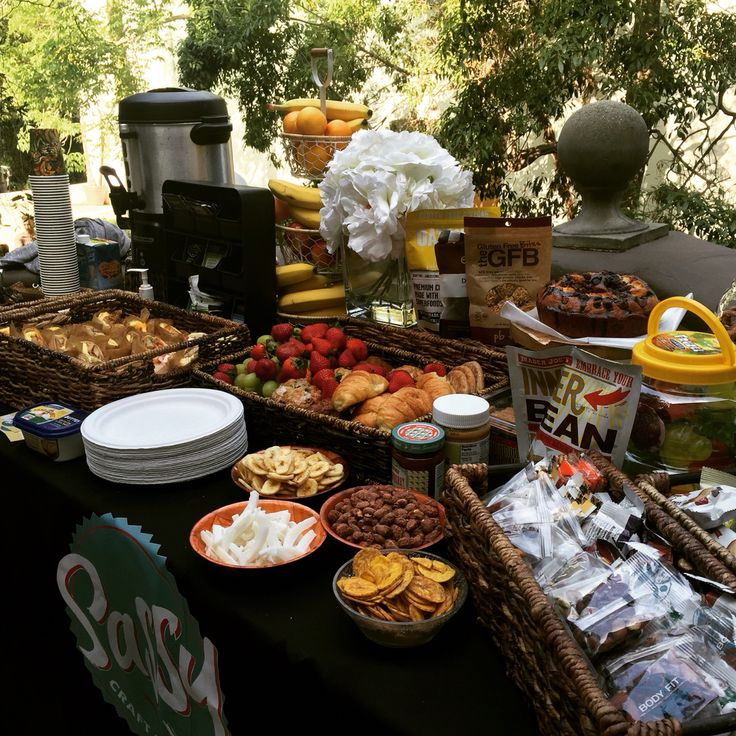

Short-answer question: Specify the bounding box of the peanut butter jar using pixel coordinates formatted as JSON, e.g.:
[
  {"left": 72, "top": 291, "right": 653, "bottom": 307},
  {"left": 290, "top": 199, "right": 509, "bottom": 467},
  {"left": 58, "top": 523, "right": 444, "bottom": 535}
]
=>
[{"left": 432, "top": 394, "right": 491, "bottom": 467}]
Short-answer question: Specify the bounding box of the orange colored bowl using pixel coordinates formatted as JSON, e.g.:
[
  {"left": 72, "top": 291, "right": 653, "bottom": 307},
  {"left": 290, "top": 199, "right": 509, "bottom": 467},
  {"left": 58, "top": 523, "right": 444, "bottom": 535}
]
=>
[
  {"left": 319, "top": 485, "right": 445, "bottom": 551},
  {"left": 190, "top": 499, "right": 326, "bottom": 569},
  {"left": 230, "top": 445, "right": 348, "bottom": 502}
]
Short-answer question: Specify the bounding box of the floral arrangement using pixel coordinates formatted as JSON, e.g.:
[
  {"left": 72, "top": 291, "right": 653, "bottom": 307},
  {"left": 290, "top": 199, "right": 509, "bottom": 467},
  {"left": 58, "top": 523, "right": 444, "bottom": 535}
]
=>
[{"left": 318, "top": 129, "right": 475, "bottom": 263}]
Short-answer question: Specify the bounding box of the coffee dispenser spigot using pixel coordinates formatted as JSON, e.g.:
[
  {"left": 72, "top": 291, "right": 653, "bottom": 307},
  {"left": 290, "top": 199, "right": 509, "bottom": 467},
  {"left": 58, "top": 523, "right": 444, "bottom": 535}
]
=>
[{"left": 100, "top": 165, "right": 144, "bottom": 230}]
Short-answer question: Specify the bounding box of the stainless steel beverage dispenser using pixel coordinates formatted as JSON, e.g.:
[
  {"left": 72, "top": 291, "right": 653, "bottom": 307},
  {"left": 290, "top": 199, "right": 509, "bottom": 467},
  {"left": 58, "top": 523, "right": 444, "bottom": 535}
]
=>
[{"left": 102, "top": 87, "right": 236, "bottom": 299}]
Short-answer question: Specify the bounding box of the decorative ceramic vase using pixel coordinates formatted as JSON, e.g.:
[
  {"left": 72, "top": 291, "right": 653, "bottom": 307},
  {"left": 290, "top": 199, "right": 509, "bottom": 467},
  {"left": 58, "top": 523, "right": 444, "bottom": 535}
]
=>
[{"left": 340, "top": 235, "right": 417, "bottom": 328}]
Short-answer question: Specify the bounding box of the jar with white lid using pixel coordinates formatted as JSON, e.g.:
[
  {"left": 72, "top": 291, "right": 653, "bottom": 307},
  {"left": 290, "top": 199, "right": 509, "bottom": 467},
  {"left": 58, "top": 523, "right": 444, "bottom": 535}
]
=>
[{"left": 432, "top": 394, "right": 491, "bottom": 467}]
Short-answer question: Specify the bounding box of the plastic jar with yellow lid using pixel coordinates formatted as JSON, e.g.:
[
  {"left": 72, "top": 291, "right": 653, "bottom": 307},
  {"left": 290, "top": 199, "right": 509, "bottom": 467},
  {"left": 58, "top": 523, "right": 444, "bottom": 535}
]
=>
[
  {"left": 432, "top": 394, "right": 491, "bottom": 467},
  {"left": 626, "top": 296, "right": 736, "bottom": 473}
]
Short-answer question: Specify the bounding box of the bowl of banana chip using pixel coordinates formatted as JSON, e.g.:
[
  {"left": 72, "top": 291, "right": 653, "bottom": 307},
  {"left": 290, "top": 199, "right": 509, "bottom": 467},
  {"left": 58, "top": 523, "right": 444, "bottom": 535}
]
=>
[
  {"left": 333, "top": 548, "right": 467, "bottom": 647},
  {"left": 231, "top": 445, "right": 348, "bottom": 502}
]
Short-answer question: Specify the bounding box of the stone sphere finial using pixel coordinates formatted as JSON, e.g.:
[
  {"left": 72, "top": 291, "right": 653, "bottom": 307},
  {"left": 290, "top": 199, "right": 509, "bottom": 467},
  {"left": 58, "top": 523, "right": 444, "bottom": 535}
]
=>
[{"left": 555, "top": 100, "right": 652, "bottom": 237}]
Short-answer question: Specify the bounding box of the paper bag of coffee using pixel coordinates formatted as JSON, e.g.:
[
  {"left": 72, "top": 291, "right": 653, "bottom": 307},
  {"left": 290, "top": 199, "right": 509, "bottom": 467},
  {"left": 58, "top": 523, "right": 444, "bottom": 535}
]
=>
[{"left": 464, "top": 216, "right": 552, "bottom": 346}]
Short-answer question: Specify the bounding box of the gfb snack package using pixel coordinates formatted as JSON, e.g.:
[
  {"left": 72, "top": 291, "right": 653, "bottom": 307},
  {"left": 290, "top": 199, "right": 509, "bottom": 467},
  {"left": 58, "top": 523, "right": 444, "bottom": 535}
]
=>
[
  {"left": 404, "top": 207, "right": 497, "bottom": 332},
  {"left": 464, "top": 216, "right": 552, "bottom": 346},
  {"left": 507, "top": 345, "right": 643, "bottom": 467}
]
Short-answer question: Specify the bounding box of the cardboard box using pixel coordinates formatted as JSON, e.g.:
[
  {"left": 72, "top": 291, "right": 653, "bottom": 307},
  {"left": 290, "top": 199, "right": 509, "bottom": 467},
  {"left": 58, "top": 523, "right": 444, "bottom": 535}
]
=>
[{"left": 77, "top": 238, "right": 123, "bottom": 290}]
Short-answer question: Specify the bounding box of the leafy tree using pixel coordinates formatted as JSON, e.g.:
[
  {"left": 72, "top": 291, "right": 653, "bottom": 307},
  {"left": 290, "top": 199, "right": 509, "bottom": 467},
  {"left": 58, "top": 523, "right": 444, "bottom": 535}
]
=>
[
  {"left": 0, "top": 0, "right": 174, "bottom": 181},
  {"left": 178, "top": 0, "right": 736, "bottom": 245}
]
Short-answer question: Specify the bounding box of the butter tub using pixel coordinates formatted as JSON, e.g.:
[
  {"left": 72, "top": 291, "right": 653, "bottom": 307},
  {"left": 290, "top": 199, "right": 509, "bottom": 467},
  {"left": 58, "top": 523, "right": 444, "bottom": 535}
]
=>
[{"left": 12, "top": 401, "right": 88, "bottom": 461}]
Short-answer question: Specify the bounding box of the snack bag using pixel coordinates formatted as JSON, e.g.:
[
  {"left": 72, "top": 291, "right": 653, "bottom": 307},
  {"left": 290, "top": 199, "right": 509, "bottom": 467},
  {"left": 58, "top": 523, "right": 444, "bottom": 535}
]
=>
[
  {"left": 507, "top": 345, "right": 643, "bottom": 467},
  {"left": 405, "top": 208, "right": 497, "bottom": 332},
  {"left": 434, "top": 229, "right": 469, "bottom": 339},
  {"left": 604, "top": 634, "right": 736, "bottom": 723},
  {"left": 464, "top": 216, "right": 552, "bottom": 346}
]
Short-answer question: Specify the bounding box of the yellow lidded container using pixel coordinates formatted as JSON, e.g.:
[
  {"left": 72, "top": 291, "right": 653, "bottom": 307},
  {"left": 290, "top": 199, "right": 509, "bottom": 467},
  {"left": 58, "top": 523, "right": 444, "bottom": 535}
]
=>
[{"left": 627, "top": 297, "right": 736, "bottom": 473}]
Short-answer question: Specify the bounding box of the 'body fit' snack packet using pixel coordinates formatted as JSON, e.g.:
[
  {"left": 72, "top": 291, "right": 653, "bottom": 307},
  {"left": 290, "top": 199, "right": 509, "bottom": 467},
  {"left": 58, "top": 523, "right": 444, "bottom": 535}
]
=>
[
  {"left": 507, "top": 345, "right": 643, "bottom": 467},
  {"left": 405, "top": 208, "right": 497, "bottom": 332},
  {"left": 464, "top": 216, "right": 552, "bottom": 346}
]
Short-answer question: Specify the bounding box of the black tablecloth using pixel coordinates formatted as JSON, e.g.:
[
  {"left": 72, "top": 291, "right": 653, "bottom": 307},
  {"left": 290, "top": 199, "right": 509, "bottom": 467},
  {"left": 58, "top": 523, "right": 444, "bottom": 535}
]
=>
[{"left": 3, "top": 411, "right": 541, "bottom": 736}]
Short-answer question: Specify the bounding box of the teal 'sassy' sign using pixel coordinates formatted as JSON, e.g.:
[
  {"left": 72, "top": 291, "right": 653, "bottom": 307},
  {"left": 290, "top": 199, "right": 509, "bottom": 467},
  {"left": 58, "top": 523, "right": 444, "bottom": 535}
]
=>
[{"left": 56, "top": 513, "right": 229, "bottom": 736}]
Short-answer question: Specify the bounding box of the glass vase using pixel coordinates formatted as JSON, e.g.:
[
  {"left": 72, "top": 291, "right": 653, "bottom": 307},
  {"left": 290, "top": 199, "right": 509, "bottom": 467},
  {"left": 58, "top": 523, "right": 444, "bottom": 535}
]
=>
[{"left": 340, "top": 237, "right": 417, "bottom": 328}]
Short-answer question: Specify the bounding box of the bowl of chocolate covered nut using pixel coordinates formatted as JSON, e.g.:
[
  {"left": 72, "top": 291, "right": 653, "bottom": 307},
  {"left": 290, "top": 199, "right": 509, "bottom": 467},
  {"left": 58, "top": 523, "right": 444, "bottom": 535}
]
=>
[
  {"left": 319, "top": 485, "right": 445, "bottom": 551},
  {"left": 333, "top": 547, "right": 467, "bottom": 647}
]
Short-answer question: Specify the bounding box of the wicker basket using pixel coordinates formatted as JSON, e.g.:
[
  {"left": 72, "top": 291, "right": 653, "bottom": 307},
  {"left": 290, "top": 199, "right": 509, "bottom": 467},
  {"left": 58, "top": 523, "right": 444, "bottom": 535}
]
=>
[
  {"left": 0, "top": 289, "right": 251, "bottom": 412},
  {"left": 633, "top": 469, "right": 736, "bottom": 579},
  {"left": 442, "top": 462, "right": 736, "bottom": 736},
  {"left": 280, "top": 132, "right": 352, "bottom": 179},
  {"left": 276, "top": 222, "right": 342, "bottom": 280},
  {"left": 193, "top": 318, "right": 509, "bottom": 484}
]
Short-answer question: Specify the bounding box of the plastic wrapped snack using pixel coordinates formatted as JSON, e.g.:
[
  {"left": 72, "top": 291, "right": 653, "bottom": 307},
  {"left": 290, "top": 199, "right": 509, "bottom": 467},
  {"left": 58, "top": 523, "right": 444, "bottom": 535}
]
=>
[
  {"left": 566, "top": 551, "right": 698, "bottom": 659},
  {"left": 604, "top": 633, "right": 736, "bottom": 723}
]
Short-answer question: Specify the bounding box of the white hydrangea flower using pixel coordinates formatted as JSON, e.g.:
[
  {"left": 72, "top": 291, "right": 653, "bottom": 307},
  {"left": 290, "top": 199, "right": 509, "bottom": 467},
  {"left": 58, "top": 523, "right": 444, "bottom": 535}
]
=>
[{"left": 318, "top": 129, "right": 475, "bottom": 262}]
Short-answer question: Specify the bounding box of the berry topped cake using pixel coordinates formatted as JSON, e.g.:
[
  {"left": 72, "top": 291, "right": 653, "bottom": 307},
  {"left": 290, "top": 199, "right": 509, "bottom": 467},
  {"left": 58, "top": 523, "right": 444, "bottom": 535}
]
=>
[{"left": 536, "top": 271, "right": 659, "bottom": 338}]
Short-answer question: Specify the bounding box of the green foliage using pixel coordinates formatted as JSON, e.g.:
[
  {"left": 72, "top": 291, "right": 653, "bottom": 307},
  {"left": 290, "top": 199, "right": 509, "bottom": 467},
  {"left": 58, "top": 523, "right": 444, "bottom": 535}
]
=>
[{"left": 0, "top": 0, "right": 173, "bottom": 177}]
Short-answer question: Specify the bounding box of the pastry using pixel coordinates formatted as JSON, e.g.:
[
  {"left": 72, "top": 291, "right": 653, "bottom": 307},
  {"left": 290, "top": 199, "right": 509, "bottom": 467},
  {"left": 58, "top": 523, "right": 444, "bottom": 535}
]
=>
[
  {"left": 416, "top": 372, "right": 453, "bottom": 402},
  {"left": 374, "top": 387, "right": 433, "bottom": 431},
  {"left": 536, "top": 271, "right": 658, "bottom": 338},
  {"left": 332, "top": 370, "right": 389, "bottom": 412}
]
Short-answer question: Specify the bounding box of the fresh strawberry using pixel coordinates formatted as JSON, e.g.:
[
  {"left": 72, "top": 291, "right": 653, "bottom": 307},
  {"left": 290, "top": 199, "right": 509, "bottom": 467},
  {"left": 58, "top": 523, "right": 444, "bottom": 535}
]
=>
[
  {"left": 275, "top": 339, "right": 304, "bottom": 363},
  {"left": 270, "top": 323, "right": 293, "bottom": 343},
  {"left": 311, "top": 336, "right": 333, "bottom": 357},
  {"left": 338, "top": 348, "right": 357, "bottom": 368},
  {"left": 250, "top": 343, "right": 267, "bottom": 360},
  {"left": 303, "top": 342, "right": 313, "bottom": 353},
  {"left": 300, "top": 323, "right": 329, "bottom": 343},
  {"left": 216, "top": 363, "right": 237, "bottom": 375},
  {"left": 344, "top": 337, "right": 368, "bottom": 361},
  {"left": 254, "top": 358, "right": 277, "bottom": 381},
  {"left": 320, "top": 377, "right": 338, "bottom": 400},
  {"left": 387, "top": 369, "right": 415, "bottom": 393},
  {"left": 311, "top": 368, "right": 334, "bottom": 390},
  {"left": 325, "top": 326, "right": 346, "bottom": 352},
  {"left": 213, "top": 371, "right": 233, "bottom": 384},
  {"left": 353, "top": 362, "right": 386, "bottom": 377},
  {"left": 423, "top": 362, "right": 447, "bottom": 376},
  {"left": 279, "top": 356, "right": 307, "bottom": 382},
  {"left": 309, "top": 350, "right": 331, "bottom": 375}
]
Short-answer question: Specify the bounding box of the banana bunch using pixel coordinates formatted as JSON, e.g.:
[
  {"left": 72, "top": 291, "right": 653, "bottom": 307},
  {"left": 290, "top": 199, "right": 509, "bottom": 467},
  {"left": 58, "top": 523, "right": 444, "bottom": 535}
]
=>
[
  {"left": 269, "top": 179, "right": 322, "bottom": 230},
  {"left": 267, "top": 98, "right": 371, "bottom": 122},
  {"left": 275, "top": 264, "right": 346, "bottom": 315}
]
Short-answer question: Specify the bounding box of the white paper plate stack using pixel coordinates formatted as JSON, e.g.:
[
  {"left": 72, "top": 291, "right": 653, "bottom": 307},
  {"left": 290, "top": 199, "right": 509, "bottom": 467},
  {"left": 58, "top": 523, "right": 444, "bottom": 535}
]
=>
[{"left": 81, "top": 388, "right": 248, "bottom": 484}]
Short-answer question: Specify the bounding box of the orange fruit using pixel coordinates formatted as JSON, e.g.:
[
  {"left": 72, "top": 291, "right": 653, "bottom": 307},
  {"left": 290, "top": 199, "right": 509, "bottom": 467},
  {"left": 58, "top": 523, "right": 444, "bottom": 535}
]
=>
[
  {"left": 273, "top": 196, "right": 290, "bottom": 223},
  {"left": 283, "top": 111, "right": 299, "bottom": 133},
  {"left": 325, "top": 119, "right": 353, "bottom": 137},
  {"left": 305, "top": 142, "right": 333, "bottom": 176},
  {"left": 296, "top": 106, "right": 327, "bottom": 136}
]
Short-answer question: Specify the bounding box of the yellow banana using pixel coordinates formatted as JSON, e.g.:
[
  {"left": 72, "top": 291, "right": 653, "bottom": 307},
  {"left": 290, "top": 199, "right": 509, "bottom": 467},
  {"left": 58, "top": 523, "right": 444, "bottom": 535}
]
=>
[
  {"left": 288, "top": 205, "right": 321, "bottom": 230},
  {"left": 268, "top": 179, "right": 322, "bottom": 211},
  {"left": 278, "top": 284, "right": 346, "bottom": 313},
  {"left": 267, "top": 98, "right": 372, "bottom": 121},
  {"left": 295, "top": 304, "right": 348, "bottom": 317},
  {"left": 344, "top": 117, "right": 368, "bottom": 132},
  {"left": 275, "top": 263, "right": 314, "bottom": 289},
  {"left": 279, "top": 273, "right": 335, "bottom": 295}
]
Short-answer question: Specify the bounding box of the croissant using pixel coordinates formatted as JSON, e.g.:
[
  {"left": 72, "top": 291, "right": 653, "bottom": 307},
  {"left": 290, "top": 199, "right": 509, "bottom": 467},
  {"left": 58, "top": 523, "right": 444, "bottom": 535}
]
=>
[
  {"left": 351, "top": 394, "right": 392, "bottom": 428},
  {"left": 332, "top": 370, "right": 389, "bottom": 412},
  {"left": 416, "top": 372, "right": 453, "bottom": 402},
  {"left": 375, "top": 387, "right": 433, "bottom": 432}
]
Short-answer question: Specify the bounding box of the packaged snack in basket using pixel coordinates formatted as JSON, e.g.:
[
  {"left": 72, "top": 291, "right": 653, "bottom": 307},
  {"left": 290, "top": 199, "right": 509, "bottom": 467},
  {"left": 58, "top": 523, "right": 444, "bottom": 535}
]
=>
[
  {"left": 507, "top": 345, "right": 643, "bottom": 467},
  {"left": 583, "top": 499, "right": 644, "bottom": 548},
  {"left": 669, "top": 468, "right": 736, "bottom": 530},
  {"left": 693, "top": 594, "right": 736, "bottom": 670},
  {"left": 464, "top": 216, "right": 552, "bottom": 347},
  {"left": 535, "top": 551, "right": 613, "bottom": 618},
  {"left": 604, "top": 632, "right": 736, "bottom": 722},
  {"left": 485, "top": 463, "right": 586, "bottom": 563},
  {"left": 566, "top": 551, "right": 698, "bottom": 659},
  {"left": 405, "top": 208, "right": 497, "bottom": 332}
]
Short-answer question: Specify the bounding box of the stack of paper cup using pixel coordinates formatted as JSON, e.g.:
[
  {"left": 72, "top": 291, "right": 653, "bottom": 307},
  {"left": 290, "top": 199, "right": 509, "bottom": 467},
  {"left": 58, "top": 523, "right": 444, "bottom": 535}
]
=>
[{"left": 30, "top": 174, "right": 80, "bottom": 295}]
